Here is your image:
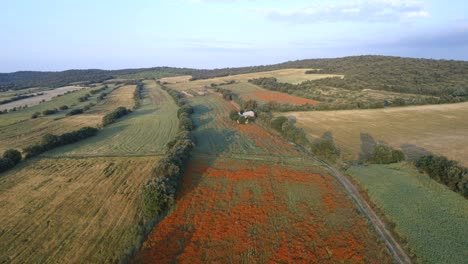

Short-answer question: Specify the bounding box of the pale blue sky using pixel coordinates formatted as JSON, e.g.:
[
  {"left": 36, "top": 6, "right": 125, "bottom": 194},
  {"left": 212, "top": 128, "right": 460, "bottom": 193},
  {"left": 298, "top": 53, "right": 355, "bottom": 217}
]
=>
[{"left": 1, "top": 0, "right": 467, "bottom": 72}]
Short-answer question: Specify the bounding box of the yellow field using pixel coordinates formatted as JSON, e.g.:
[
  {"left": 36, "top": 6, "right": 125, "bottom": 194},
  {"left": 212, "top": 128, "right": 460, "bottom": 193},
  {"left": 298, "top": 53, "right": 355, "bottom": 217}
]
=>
[
  {"left": 286, "top": 102, "right": 468, "bottom": 166},
  {"left": 159, "top": 75, "right": 192, "bottom": 84},
  {"left": 0, "top": 157, "right": 158, "bottom": 263},
  {"left": 88, "top": 84, "right": 136, "bottom": 114},
  {"left": 166, "top": 69, "right": 342, "bottom": 92}
]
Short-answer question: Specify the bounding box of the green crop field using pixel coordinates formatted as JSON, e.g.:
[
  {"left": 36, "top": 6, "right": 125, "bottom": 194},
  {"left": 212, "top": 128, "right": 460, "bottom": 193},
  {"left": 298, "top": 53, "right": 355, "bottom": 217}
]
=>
[
  {"left": 347, "top": 163, "right": 468, "bottom": 264},
  {"left": 287, "top": 102, "right": 468, "bottom": 166},
  {"left": 47, "top": 80, "right": 179, "bottom": 157}
]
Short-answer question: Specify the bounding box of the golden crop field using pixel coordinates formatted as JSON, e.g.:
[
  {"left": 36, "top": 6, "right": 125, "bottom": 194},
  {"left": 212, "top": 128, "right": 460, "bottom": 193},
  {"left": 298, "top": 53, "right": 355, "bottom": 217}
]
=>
[
  {"left": 286, "top": 102, "right": 468, "bottom": 166},
  {"left": 0, "top": 157, "right": 158, "bottom": 263}
]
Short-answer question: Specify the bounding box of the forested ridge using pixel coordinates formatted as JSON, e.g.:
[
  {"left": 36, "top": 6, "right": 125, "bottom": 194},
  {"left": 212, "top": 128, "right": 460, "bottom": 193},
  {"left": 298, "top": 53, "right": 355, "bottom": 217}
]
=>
[{"left": 2, "top": 56, "right": 468, "bottom": 96}]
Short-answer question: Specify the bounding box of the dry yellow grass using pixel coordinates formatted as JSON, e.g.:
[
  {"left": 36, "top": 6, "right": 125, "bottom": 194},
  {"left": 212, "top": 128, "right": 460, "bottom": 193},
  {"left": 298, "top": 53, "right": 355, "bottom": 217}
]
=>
[
  {"left": 89, "top": 84, "right": 136, "bottom": 114},
  {"left": 159, "top": 75, "right": 192, "bottom": 84},
  {"left": 0, "top": 156, "right": 158, "bottom": 263},
  {"left": 286, "top": 102, "right": 468, "bottom": 166}
]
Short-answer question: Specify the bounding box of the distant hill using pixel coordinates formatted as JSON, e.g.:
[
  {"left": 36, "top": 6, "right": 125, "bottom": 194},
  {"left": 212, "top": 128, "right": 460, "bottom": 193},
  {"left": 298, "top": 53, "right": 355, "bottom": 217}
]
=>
[{"left": 2, "top": 56, "right": 468, "bottom": 96}]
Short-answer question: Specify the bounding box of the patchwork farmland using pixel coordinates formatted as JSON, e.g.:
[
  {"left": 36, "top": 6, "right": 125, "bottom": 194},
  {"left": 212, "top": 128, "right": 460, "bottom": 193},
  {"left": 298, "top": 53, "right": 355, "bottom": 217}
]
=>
[
  {"left": 135, "top": 94, "right": 393, "bottom": 263},
  {"left": 0, "top": 82, "right": 179, "bottom": 262},
  {"left": 1, "top": 56, "right": 468, "bottom": 264}
]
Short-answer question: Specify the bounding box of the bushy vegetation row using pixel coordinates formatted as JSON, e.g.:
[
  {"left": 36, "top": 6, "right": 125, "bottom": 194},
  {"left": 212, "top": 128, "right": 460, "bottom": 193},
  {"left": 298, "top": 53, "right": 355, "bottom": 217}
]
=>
[
  {"left": 367, "top": 144, "right": 406, "bottom": 164},
  {"left": 0, "top": 149, "right": 22, "bottom": 173},
  {"left": 133, "top": 82, "right": 144, "bottom": 109},
  {"left": 5, "top": 56, "right": 467, "bottom": 96},
  {"left": 142, "top": 86, "right": 195, "bottom": 218},
  {"left": 22, "top": 127, "right": 99, "bottom": 158},
  {"left": 249, "top": 77, "right": 468, "bottom": 110},
  {"left": 1, "top": 126, "right": 100, "bottom": 173},
  {"left": 102, "top": 107, "right": 131, "bottom": 126},
  {"left": 0, "top": 93, "right": 41, "bottom": 105},
  {"left": 416, "top": 155, "right": 468, "bottom": 198}
]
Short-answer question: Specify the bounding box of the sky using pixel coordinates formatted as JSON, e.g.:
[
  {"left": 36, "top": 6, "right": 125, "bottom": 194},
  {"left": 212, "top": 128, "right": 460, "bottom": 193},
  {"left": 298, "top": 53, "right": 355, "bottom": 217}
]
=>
[{"left": 1, "top": 0, "right": 468, "bottom": 72}]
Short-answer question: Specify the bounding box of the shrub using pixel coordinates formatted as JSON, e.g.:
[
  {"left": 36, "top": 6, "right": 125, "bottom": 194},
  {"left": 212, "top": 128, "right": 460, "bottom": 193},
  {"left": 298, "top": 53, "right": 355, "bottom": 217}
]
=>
[
  {"left": 59, "top": 105, "right": 69, "bottom": 110},
  {"left": 179, "top": 113, "right": 194, "bottom": 131},
  {"left": 271, "top": 116, "right": 288, "bottom": 132},
  {"left": 0, "top": 149, "right": 22, "bottom": 173},
  {"left": 31, "top": 112, "right": 40, "bottom": 119},
  {"left": 0, "top": 158, "right": 14, "bottom": 173},
  {"left": 3, "top": 149, "right": 22, "bottom": 165},
  {"left": 23, "top": 127, "right": 99, "bottom": 158},
  {"left": 177, "top": 104, "right": 193, "bottom": 118},
  {"left": 237, "top": 116, "right": 247, "bottom": 124},
  {"left": 42, "top": 108, "right": 58, "bottom": 115},
  {"left": 417, "top": 155, "right": 468, "bottom": 198},
  {"left": 66, "top": 108, "right": 84, "bottom": 116},
  {"left": 229, "top": 110, "right": 240, "bottom": 121},
  {"left": 280, "top": 119, "right": 309, "bottom": 146},
  {"left": 83, "top": 103, "right": 95, "bottom": 111},
  {"left": 310, "top": 132, "right": 341, "bottom": 161},
  {"left": 102, "top": 107, "right": 130, "bottom": 126},
  {"left": 369, "top": 144, "right": 405, "bottom": 164}
]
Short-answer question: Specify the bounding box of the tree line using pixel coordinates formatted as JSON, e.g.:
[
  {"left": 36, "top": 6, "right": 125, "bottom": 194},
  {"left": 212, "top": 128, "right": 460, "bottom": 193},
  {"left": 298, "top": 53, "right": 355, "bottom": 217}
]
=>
[
  {"left": 5, "top": 56, "right": 467, "bottom": 97},
  {"left": 102, "top": 107, "right": 131, "bottom": 126},
  {"left": 0, "top": 127, "right": 99, "bottom": 174},
  {"left": 249, "top": 77, "right": 468, "bottom": 110},
  {"left": 0, "top": 93, "right": 42, "bottom": 105},
  {"left": 417, "top": 155, "right": 468, "bottom": 198}
]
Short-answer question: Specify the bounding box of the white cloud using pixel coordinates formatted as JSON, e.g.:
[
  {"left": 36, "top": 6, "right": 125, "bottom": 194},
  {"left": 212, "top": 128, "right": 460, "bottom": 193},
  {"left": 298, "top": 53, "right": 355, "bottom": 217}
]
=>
[{"left": 264, "top": 0, "right": 430, "bottom": 23}]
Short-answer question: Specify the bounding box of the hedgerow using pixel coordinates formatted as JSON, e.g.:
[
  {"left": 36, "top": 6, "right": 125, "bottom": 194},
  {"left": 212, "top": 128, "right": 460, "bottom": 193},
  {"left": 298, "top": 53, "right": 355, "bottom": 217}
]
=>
[
  {"left": 23, "top": 127, "right": 99, "bottom": 158},
  {"left": 0, "top": 149, "right": 22, "bottom": 173},
  {"left": 416, "top": 155, "right": 468, "bottom": 198},
  {"left": 102, "top": 107, "right": 131, "bottom": 126}
]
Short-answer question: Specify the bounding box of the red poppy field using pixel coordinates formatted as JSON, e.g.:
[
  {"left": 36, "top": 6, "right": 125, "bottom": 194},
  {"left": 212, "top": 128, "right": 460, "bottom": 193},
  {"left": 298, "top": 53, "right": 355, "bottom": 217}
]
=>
[
  {"left": 135, "top": 158, "right": 391, "bottom": 263},
  {"left": 134, "top": 94, "right": 392, "bottom": 263}
]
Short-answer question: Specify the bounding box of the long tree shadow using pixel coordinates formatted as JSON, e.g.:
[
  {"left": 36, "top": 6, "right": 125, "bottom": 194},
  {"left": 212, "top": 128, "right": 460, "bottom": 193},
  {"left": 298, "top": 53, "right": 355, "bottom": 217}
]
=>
[
  {"left": 358, "top": 133, "right": 377, "bottom": 162},
  {"left": 400, "top": 144, "right": 434, "bottom": 162}
]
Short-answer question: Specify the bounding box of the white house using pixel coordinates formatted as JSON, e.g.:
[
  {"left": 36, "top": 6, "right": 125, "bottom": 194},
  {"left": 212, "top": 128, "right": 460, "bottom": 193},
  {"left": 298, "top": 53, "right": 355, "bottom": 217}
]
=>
[{"left": 240, "top": 111, "right": 255, "bottom": 118}]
